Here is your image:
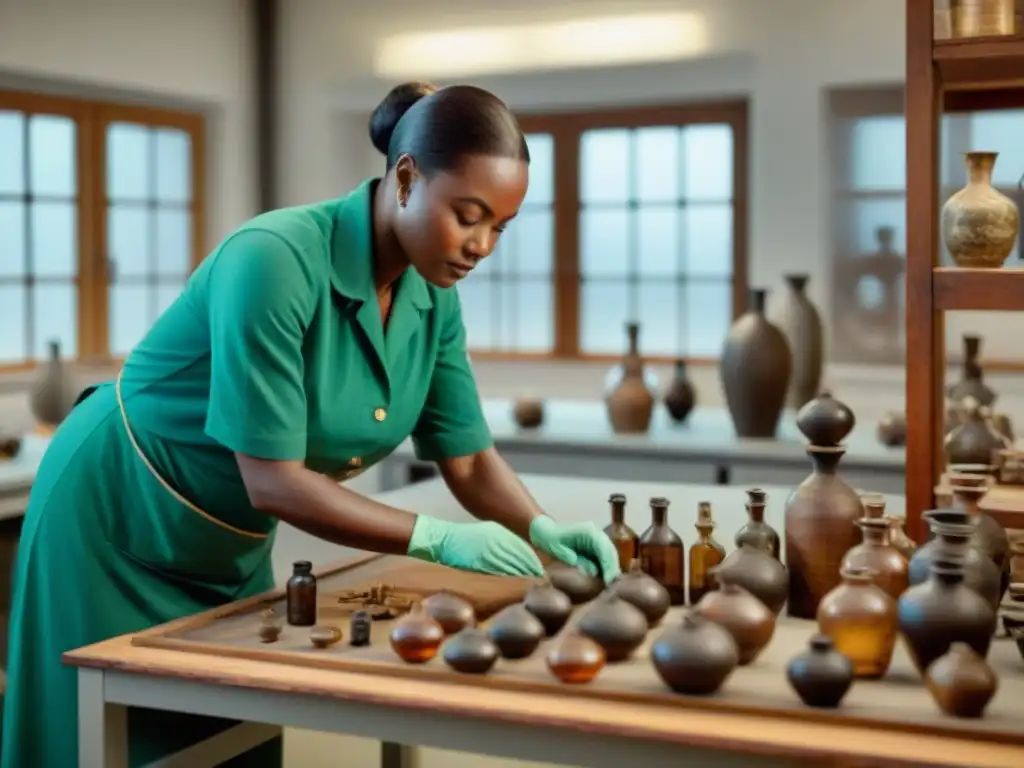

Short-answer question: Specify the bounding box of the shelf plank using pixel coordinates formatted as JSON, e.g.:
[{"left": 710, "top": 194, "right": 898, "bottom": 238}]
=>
[
  {"left": 934, "top": 266, "right": 1024, "bottom": 310},
  {"left": 934, "top": 36, "right": 1024, "bottom": 89}
]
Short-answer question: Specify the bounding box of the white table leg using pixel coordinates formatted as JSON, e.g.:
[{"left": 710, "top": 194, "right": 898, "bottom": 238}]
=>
[{"left": 78, "top": 667, "right": 129, "bottom": 768}]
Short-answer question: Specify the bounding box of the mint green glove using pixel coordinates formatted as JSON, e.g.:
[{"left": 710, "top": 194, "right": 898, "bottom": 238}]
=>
[
  {"left": 407, "top": 515, "right": 544, "bottom": 577},
  {"left": 529, "top": 516, "right": 622, "bottom": 584}
]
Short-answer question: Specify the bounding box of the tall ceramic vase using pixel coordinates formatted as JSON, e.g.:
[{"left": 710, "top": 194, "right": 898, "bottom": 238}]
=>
[
  {"left": 29, "top": 340, "right": 78, "bottom": 427},
  {"left": 770, "top": 274, "right": 824, "bottom": 410},
  {"left": 941, "top": 151, "right": 1019, "bottom": 269},
  {"left": 606, "top": 322, "right": 655, "bottom": 434},
  {"left": 720, "top": 289, "right": 792, "bottom": 438}
]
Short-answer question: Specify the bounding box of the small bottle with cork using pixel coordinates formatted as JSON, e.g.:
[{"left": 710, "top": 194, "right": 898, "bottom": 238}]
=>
[
  {"left": 602, "top": 493, "right": 638, "bottom": 573},
  {"left": 688, "top": 501, "right": 726, "bottom": 604},
  {"left": 286, "top": 560, "right": 318, "bottom": 626},
  {"left": 639, "top": 496, "right": 685, "bottom": 605}
]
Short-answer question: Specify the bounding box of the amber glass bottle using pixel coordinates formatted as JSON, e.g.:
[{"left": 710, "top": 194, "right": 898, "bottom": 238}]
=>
[
  {"left": 640, "top": 496, "right": 685, "bottom": 605},
  {"left": 816, "top": 565, "right": 898, "bottom": 678},
  {"left": 287, "top": 560, "right": 318, "bottom": 626},
  {"left": 734, "top": 487, "right": 780, "bottom": 559},
  {"left": 688, "top": 502, "right": 726, "bottom": 605},
  {"left": 602, "top": 493, "right": 638, "bottom": 573}
]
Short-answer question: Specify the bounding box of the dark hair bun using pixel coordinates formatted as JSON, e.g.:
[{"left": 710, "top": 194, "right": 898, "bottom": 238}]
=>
[{"left": 369, "top": 81, "right": 438, "bottom": 155}]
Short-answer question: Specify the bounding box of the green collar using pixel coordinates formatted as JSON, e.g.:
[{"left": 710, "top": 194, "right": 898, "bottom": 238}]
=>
[{"left": 329, "top": 178, "right": 432, "bottom": 311}]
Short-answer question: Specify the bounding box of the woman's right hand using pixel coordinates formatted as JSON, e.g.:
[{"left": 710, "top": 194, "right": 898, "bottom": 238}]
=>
[{"left": 406, "top": 515, "right": 545, "bottom": 577}]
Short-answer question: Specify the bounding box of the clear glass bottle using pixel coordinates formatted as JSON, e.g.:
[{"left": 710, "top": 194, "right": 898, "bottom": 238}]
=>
[
  {"left": 734, "top": 487, "right": 780, "bottom": 559},
  {"left": 688, "top": 502, "right": 725, "bottom": 605},
  {"left": 639, "top": 497, "right": 685, "bottom": 606},
  {"left": 286, "top": 560, "right": 318, "bottom": 626},
  {"left": 602, "top": 493, "right": 638, "bottom": 573}
]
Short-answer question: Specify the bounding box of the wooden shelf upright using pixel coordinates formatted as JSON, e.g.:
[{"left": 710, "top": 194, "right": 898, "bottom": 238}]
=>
[{"left": 905, "top": 0, "right": 1024, "bottom": 540}]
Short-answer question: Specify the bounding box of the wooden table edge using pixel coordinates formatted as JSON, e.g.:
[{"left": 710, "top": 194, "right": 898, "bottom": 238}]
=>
[{"left": 63, "top": 636, "right": 1024, "bottom": 768}]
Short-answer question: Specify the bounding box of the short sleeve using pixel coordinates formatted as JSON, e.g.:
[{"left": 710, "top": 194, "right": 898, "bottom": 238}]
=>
[
  {"left": 204, "top": 230, "right": 317, "bottom": 460},
  {"left": 411, "top": 290, "right": 493, "bottom": 461}
]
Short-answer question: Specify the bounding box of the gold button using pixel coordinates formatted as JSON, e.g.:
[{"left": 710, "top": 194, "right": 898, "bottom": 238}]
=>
[
  {"left": 349, "top": 457, "right": 362, "bottom": 468},
  {"left": 374, "top": 408, "right": 387, "bottom": 422}
]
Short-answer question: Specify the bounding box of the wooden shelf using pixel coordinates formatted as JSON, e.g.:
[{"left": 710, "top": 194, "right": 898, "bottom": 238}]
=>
[
  {"left": 935, "top": 35, "right": 1024, "bottom": 89},
  {"left": 933, "top": 266, "right": 1024, "bottom": 310}
]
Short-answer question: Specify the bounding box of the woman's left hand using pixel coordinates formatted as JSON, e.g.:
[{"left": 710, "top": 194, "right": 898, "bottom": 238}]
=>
[{"left": 528, "top": 516, "right": 622, "bottom": 584}]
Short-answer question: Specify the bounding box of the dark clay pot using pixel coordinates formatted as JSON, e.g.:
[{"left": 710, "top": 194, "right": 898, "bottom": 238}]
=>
[
  {"left": 694, "top": 571, "right": 776, "bottom": 665},
  {"left": 925, "top": 642, "right": 998, "bottom": 718},
  {"left": 795, "top": 391, "right": 855, "bottom": 448},
  {"left": 608, "top": 559, "right": 671, "bottom": 627},
  {"left": 512, "top": 398, "right": 544, "bottom": 429},
  {"left": 442, "top": 628, "right": 500, "bottom": 674},
  {"left": 947, "top": 334, "right": 997, "bottom": 408},
  {"left": 545, "top": 562, "right": 605, "bottom": 605},
  {"left": 650, "top": 613, "right": 739, "bottom": 695},
  {"left": 421, "top": 591, "right": 476, "bottom": 635},
  {"left": 770, "top": 274, "right": 824, "bottom": 410},
  {"left": 487, "top": 604, "right": 545, "bottom": 660},
  {"left": 522, "top": 581, "right": 573, "bottom": 637},
  {"left": 786, "top": 635, "right": 854, "bottom": 708},
  {"left": 908, "top": 510, "right": 1003, "bottom": 611},
  {"left": 716, "top": 543, "right": 789, "bottom": 615},
  {"left": 720, "top": 288, "right": 792, "bottom": 438},
  {"left": 577, "top": 592, "right": 649, "bottom": 662},
  {"left": 944, "top": 396, "right": 1007, "bottom": 467},
  {"left": 663, "top": 359, "right": 696, "bottom": 424}
]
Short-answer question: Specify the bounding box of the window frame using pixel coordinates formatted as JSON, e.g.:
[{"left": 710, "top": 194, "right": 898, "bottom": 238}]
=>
[
  {"left": 467, "top": 100, "right": 749, "bottom": 363},
  {"left": 0, "top": 89, "right": 206, "bottom": 371}
]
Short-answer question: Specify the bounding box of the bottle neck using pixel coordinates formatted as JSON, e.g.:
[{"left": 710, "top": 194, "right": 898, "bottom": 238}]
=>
[
  {"left": 611, "top": 503, "right": 625, "bottom": 525},
  {"left": 651, "top": 505, "right": 667, "bottom": 526},
  {"left": 746, "top": 502, "right": 765, "bottom": 523}
]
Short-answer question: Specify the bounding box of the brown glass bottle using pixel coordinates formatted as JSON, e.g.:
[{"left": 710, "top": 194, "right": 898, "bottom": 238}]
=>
[
  {"left": 734, "top": 487, "right": 780, "bottom": 559},
  {"left": 688, "top": 502, "right": 726, "bottom": 605},
  {"left": 639, "top": 496, "right": 685, "bottom": 605},
  {"left": 286, "top": 560, "right": 318, "bottom": 626},
  {"left": 816, "top": 565, "right": 898, "bottom": 678},
  {"left": 602, "top": 493, "right": 638, "bottom": 573}
]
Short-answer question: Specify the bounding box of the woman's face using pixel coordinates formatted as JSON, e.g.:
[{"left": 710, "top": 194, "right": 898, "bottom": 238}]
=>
[{"left": 394, "top": 154, "right": 529, "bottom": 288}]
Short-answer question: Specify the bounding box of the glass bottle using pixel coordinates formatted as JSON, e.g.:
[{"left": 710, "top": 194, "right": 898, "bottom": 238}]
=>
[
  {"left": 688, "top": 502, "right": 726, "bottom": 605},
  {"left": 734, "top": 487, "right": 780, "bottom": 559},
  {"left": 639, "top": 496, "right": 685, "bottom": 606},
  {"left": 602, "top": 493, "right": 638, "bottom": 573},
  {"left": 286, "top": 560, "right": 318, "bottom": 626},
  {"left": 840, "top": 517, "right": 909, "bottom": 601},
  {"left": 886, "top": 515, "right": 917, "bottom": 561},
  {"left": 861, "top": 493, "right": 887, "bottom": 520},
  {"left": 816, "top": 565, "right": 898, "bottom": 679}
]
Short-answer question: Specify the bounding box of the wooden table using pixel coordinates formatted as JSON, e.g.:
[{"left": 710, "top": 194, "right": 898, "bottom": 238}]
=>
[
  {"left": 65, "top": 475, "right": 919, "bottom": 768},
  {"left": 380, "top": 399, "right": 907, "bottom": 495}
]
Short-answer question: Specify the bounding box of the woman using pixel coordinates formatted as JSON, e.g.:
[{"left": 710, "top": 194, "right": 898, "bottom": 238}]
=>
[{"left": 1, "top": 81, "right": 620, "bottom": 767}]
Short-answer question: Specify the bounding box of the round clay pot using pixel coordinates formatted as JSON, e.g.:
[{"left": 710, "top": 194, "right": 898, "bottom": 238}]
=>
[
  {"left": 876, "top": 411, "right": 907, "bottom": 447},
  {"left": 608, "top": 559, "right": 671, "bottom": 627},
  {"left": 786, "top": 634, "right": 854, "bottom": 708},
  {"left": 650, "top": 613, "right": 739, "bottom": 695},
  {"left": 523, "top": 581, "right": 573, "bottom": 637},
  {"left": 694, "top": 570, "right": 776, "bottom": 665},
  {"left": 443, "top": 627, "right": 500, "bottom": 675},
  {"left": 487, "top": 603, "right": 545, "bottom": 660},
  {"left": 941, "top": 151, "right": 1019, "bottom": 269},
  {"left": 546, "top": 561, "right": 604, "bottom": 605},
  {"left": 715, "top": 543, "right": 789, "bottom": 615},
  {"left": 512, "top": 398, "right": 544, "bottom": 429},
  {"left": 795, "top": 391, "right": 855, "bottom": 447},
  {"left": 421, "top": 591, "right": 476, "bottom": 635},
  {"left": 925, "top": 642, "right": 998, "bottom": 718},
  {"left": 944, "top": 396, "right": 1007, "bottom": 467},
  {"left": 577, "top": 592, "right": 648, "bottom": 662}
]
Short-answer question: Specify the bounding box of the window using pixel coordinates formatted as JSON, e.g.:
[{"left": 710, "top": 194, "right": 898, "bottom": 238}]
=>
[
  {"left": 0, "top": 91, "right": 204, "bottom": 369},
  {"left": 461, "top": 102, "right": 748, "bottom": 359},
  {"left": 830, "top": 87, "right": 1024, "bottom": 364}
]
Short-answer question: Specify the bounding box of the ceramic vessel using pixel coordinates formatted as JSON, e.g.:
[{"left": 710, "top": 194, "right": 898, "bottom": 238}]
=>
[
  {"left": 523, "top": 581, "right": 573, "bottom": 637},
  {"left": 650, "top": 613, "right": 739, "bottom": 695},
  {"left": 785, "top": 446, "right": 865, "bottom": 619},
  {"left": 546, "top": 632, "right": 606, "bottom": 684},
  {"left": 908, "top": 510, "right": 1002, "bottom": 610},
  {"left": 309, "top": 625, "right": 343, "bottom": 649},
  {"left": 609, "top": 559, "right": 671, "bottom": 627},
  {"left": 695, "top": 568, "right": 776, "bottom": 665},
  {"left": 947, "top": 334, "right": 997, "bottom": 408},
  {"left": 948, "top": 473, "right": 1009, "bottom": 576},
  {"left": 786, "top": 635, "right": 854, "bottom": 708},
  {"left": 663, "top": 359, "right": 696, "bottom": 423},
  {"left": 577, "top": 592, "right": 649, "bottom": 662},
  {"left": 795, "top": 391, "right": 856, "bottom": 447},
  {"left": 602, "top": 493, "right": 638, "bottom": 573},
  {"left": 886, "top": 516, "right": 918, "bottom": 561},
  {"left": 876, "top": 411, "right": 907, "bottom": 447},
  {"left": 639, "top": 496, "right": 685, "bottom": 606},
  {"left": 545, "top": 562, "right": 604, "bottom": 605},
  {"left": 941, "top": 151, "right": 1019, "bottom": 268},
  {"left": 734, "top": 487, "right": 780, "bottom": 559},
  {"left": 816, "top": 565, "right": 898, "bottom": 678},
  {"left": 512, "top": 398, "right": 544, "bottom": 429},
  {"left": 770, "top": 274, "right": 824, "bottom": 409},
  {"left": 688, "top": 502, "right": 726, "bottom": 605},
  {"left": 29, "top": 340, "right": 79, "bottom": 426},
  {"left": 390, "top": 603, "right": 446, "bottom": 663},
  {"left": 443, "top": 627, "right": 500, "bottom": 674},
  {"left": 898, "top": 557, "right": 997, "bottom": 675},
  {"left": 720, "top": 288, "right": 792, "bottom": 438},
  {"left": 606, "top": 322, "right": 655, "bottom": 434},
  {"left": 841, "top": 518, "right": 909, "bottom": 601},
  {"left": 945, "top": 396, "right": 1007, "bottom": 467},
  {"left": 421, "top": 591, "right": 476, "bottom": 635},
  {"left": 925, "top": 642, "right": 998, "bottom": 718},
  {"left": 487, "top": 603, "right": 545, "bottom": 659},
  {"left": 715, "top": 543, "right": 789, "bottom": 615}
]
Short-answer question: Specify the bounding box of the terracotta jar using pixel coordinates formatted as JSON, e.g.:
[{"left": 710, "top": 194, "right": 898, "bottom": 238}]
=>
[
  {"left": 925, "top": 642, "right": 998, "bottom": 719},
  {"left": 841, "top": 518, "right": 909, "bottom": 601},
  {"left": 941, "top": 150, "right": 1019, "bottom": 269},
  {"left": 786, "top": 635, "right": 854, "bottom": 709},
  {"left": 908, "top": 510, "right": 1002, "bottom": 610},
  {"left": 512, "top": 398, "right": 544, "bottom": 429},
  {"left": 816, "top": 565, "right": 898, "bottom": 678},
  {"left": 695, "top": 567, "right": 776, "bottom": 665},
  {"left": 785, "top": 446, "right": 865, "bottom": 619},
  {"left": 898, "top": 556, "right": 997, "bottom": 675},
  {"left": 945, "top": 396, "right": 1006, "bottom": 467},
  {"left": 606, "top": 322, "right": 654, "bottom": 434},
  {"left": 650, "top": 613, "right": 739, "bottom": 695},
  {"left": 947, "top": 334, "right": 997, "bottom": 408},
  {"left": 715, "top": 543, "right": 789, "bottom": 615},
  {"left": 688, "top": 502, "right": 726, "bottom": 605},
  {"left": 663, "top": 359, "right": 696, "bottom": 424},
  {"left": 719, "top": 288, "right": 792, "bottom": 438},
  {"left": 602, "top": 493, "right": 638, "bottom": 573},
  {"left": 734, "top": 487, "right": 780, "bottom": 560},
  {"left": 639, "top": 497, "right": 685, "bottom": 606},
  {"left": 770, "top": 274, "right": 824, "bottom": 410},
  {"left": 795, "top": 391, "right": 856, "bottom": 447}
]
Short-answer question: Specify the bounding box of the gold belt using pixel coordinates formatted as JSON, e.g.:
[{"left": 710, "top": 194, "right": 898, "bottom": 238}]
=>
[{"left": 115, "top": 370, "right": 269, "bottom": 540}]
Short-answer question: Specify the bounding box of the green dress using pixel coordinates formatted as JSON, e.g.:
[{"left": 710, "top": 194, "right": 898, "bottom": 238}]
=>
[{"left": 1, "top": 179, "right": 492, "bottom": 767}]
